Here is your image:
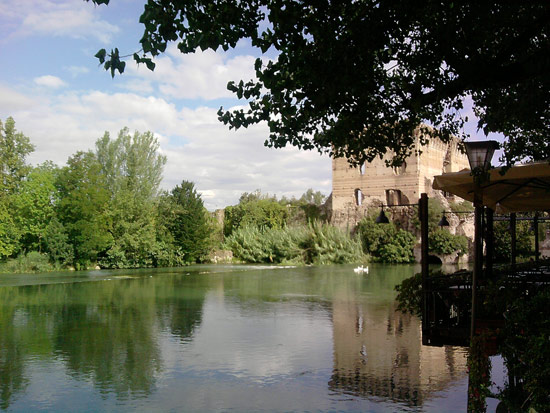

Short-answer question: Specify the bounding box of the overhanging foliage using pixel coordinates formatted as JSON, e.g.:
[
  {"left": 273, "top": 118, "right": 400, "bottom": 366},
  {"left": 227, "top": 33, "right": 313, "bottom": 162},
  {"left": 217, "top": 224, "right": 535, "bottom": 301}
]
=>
[{"left": 89, "top": 0, "right": 550, "bottom": 166}]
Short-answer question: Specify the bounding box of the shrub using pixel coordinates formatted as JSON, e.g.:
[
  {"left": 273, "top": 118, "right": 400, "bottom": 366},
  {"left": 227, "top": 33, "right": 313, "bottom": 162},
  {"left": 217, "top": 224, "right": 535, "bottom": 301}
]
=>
[
  {"left": 224, "top": 199, "right": 288, "bottom": 236},
  {"left": 449, "top": 200, "right": 474, "bottom": 213},
  {"left": 493, "top": 220, "right": 532, "bottom": 262},
  {"left": 500, "top": 290, "right": 550, "bottom": 411},
  {"left": 428, "top": 228, "right": 468, "bottom": 256},
  {"left": 299, "top": 222, "right": 364, "bottom": 265},
  {"left": 223, "top": 223, "right": 364, "bottom": 265},
  {"left": 1, "top": 251, "right": 53, "bottom": 273},
  {"left": 377, "top": 230, "right": 416, "bottom": 263},
  {"left": 357, "top": 217, "right": 416, "bottom": 263}
]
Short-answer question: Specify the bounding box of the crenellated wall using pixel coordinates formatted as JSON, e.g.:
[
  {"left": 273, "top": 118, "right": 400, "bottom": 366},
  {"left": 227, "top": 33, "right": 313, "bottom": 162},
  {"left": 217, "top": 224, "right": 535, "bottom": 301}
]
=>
[{"left": 329, "top": 127, "right": 469, "bottom": 229}]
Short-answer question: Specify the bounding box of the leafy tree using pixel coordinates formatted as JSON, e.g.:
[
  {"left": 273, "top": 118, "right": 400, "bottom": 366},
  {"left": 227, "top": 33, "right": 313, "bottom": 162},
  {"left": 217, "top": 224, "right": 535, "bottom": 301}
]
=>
[
  {"left": 95, "top": 128, "right": 166, "bottom": 200},
  {"left": 0, "top": 117, "right": 34, "bottom": 196},
  {"left": 43, "top": 218, "right": 74, "bottom": 266},
  {"left": 377, "top": 230, "right": 416, "bottom": 264},
  {"left": 89, "top": 1, "right": 550, "bottom": 167},
  {"left": 56, "top": 151, "right": 113, "bottom": 267},
  {"left": 95, "top": 128, "right": 167, "bottom": 268},
  {"left": 0, "top": 199, "right": 20, "bottom": 259},
  {"left": 299, "top": 189, "right": 326, "bottom": 207},
  {"left": 428, "top": 228, "right": 468, "bottom": 256},
  {"left": 0, "top": 117, "right": 33, "bottom": 259},
  {"left": 168, "top": 181, "right": 213, "bottom": 263},
  {"left": 356, "top": 217, "right": 415, "bottom": 263},
  {"left": 12, "top": 163, "right": 58, "bottom": 252},
  {"left": 493, "top": 220, "right": 532, "bottom": 262},
  {"left": 224, "top": 197, "right": 288, "bottom": 236}
]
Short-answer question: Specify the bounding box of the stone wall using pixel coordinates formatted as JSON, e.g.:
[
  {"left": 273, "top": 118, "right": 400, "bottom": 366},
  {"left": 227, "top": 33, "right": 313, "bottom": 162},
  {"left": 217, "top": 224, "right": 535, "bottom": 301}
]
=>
[{"left": 329, "top": 127, "right": 469, "bottom": 229}]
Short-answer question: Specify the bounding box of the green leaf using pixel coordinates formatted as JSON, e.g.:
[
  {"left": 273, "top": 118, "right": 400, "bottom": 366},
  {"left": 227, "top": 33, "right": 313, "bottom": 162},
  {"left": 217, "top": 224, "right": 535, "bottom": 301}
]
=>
[
  {"left": 145, "top": 60, "right": 156, "bottom": 71},
  {"left": 94, "top": 49, "right": 107, "bottom": 64}
]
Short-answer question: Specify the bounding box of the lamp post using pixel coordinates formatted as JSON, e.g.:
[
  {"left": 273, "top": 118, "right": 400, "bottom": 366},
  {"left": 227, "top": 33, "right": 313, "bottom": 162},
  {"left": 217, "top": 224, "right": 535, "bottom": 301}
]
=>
[{"left": 464, "top": 140, "right": 499, "bottom": 341}]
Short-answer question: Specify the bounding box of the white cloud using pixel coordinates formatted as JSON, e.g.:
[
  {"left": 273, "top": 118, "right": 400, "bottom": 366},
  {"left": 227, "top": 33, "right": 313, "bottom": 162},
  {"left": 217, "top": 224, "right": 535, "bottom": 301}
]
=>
[
  {"left": 0, "top": 84, "right": 36, "bottom": 111},
  {"left": 34, "top": 75, "right": 67, "bottom": 89},
  {"left": 65, "top": 66, "right": 90, "bottom": 77},
  {"left": 1, "top": 0, "right": 119, "bottom": 43},
  {"left": 0, "top": 87, "right": 331, "bottom": 210},
  {"left": 125, "top": 46, "right": 260, "bottom": 100}
]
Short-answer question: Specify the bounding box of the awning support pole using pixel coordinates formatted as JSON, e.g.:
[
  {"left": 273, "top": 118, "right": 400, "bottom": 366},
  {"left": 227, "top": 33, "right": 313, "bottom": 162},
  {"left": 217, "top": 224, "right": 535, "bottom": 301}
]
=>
[
  {"left": 471, "top": 189, "right": 483, "bottom": 341},
  {"left": 535, "top": 213, "right": 540, "bottom": 262},
  {"left": 511, "top": 213, "right": 517, "bottom": 268},
  {"left": 420, "top": 193, "right": 429, "bottom": 344}
]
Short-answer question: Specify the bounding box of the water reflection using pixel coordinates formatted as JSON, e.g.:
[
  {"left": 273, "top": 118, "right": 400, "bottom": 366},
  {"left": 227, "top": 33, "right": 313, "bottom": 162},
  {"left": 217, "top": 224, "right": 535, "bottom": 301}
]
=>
[
  {"left": 0, "top": 264, "right": 469, "bottom": 411},
  {"left": 330, "top": 292, "right": 467, "bottom": 407},
  {"left": 0, "top": 274, "right": 208, "bottom": 408}
]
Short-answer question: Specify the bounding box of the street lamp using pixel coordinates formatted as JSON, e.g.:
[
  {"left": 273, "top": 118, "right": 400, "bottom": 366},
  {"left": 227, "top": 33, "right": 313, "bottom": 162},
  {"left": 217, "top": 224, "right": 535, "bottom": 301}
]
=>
[
  {"left": 463, "top": 140, "right": 498, "bottom": 341},
  {"left": 375, "top": 208, "right": 390, "bottom": 224},
  {"left": 464, "top": 141, "right": 500, "bottom": 178},
  {"left": 438, "top": 213, "right": 450, "bottom": 227}
]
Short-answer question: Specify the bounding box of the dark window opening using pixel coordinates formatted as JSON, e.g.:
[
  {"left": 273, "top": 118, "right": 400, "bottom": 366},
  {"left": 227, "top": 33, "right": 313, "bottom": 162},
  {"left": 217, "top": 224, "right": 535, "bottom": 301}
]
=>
[
  {"left": 386, "top": 189, "right": 402, "bottom": 206},
  {"left": 355, "top": 189, "right": 363, "bottom": 206}
]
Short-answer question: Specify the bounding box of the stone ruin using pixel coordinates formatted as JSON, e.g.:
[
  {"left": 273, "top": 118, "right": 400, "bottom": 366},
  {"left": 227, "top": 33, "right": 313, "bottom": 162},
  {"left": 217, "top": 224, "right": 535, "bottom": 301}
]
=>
[{"left": 325, "top": 126, "right": 474, "bottom": 264}]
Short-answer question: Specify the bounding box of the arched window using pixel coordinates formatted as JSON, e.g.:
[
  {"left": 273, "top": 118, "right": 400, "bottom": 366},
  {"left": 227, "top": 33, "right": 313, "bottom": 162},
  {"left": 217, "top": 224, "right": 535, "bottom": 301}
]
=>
[
  {"left": 355, "top": 189, "right": 363, "bottom": 206},
  {"left": 360, "top": 162, "right": 366, "bottom": 175},
  {"left": 386, "top": 189, "right": 402, "bottom": 205}
]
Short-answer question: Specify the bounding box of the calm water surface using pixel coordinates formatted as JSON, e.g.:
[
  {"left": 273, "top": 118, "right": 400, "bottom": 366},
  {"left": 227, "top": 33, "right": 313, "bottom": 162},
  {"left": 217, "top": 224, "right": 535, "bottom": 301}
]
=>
[{"left": 0, "top": 264, "right": 470, "bottom": 412}]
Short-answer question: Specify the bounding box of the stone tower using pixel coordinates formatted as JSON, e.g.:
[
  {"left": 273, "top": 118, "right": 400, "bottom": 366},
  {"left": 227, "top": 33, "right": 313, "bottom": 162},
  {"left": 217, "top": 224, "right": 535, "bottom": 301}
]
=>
[{"left": 328, "top": 127, "right": 470, "bottom": 228}]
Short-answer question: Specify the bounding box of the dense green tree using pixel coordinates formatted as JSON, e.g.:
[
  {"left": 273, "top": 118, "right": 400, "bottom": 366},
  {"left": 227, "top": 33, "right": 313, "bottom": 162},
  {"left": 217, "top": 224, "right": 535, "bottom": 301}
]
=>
[
  {"left": 298, "top": 189, "right": 326, "bottom": 207},
  {"left": 43, "top": 218, "right": 74, "bottom": 266},
  {"left": 428, "top": 228, "right": 468, "bottom": 256},
  {"left": 96, "top": 128, "right": 166, "bottom": 200},
  {"left": 56, "top": 151, "right": 113, "bottom": 267},
  {"left": 90, "top": 1, "right": 550, "bottom": 167},
  {"left": 0, "top": 117, "right": 33, "bottom": 259},
  {"left": 0, "top": 199, "right": 20, "bottom": 259},
  {"left": 168, "top": 181, "right": 212, "bottom": 263},
  {"left": 95, "top": 128, "right": 167, "bottom": 268},
  {"left": 0, "top": 117, "right": 34, "bottom": 196},
  {"left": 356, "top": 217, "right": 415, "bottom": 263},
  {"left": 493, "top": 220, "right": 532, "bottom": 262},
  {"left": 224, "top": 196, "right": 288, "bottom": 236},
  {"left": 12, "top": 163, "right": 58, "bottom": 252}
]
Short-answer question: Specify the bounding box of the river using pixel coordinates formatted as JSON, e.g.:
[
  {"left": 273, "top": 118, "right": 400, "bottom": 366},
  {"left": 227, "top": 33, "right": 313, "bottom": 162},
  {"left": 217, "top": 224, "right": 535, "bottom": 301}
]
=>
[{"left": 0, "top": 264, "right": 472, "bottom": 412}]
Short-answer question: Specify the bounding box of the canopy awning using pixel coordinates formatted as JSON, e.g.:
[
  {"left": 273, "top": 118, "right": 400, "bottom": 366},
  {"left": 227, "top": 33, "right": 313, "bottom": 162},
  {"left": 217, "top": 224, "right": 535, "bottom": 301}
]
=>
[{"left": 433, "top": 162, "right": 550, "bottom": 213}]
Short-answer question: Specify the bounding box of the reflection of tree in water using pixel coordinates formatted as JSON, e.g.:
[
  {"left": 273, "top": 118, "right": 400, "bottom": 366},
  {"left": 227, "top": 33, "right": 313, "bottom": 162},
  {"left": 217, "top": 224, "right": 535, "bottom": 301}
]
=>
[
  {"left": 0, "top": 273, "right": 208, "bottom": 404},
  {"left": 55, "top": 301, "right": 161, "bottom": 399},
  {"left": 0, "top": 307, "right": 28, "bottom": 410},
  {"left": 154, "top": 274, "right": 208, "bottom": 340}
]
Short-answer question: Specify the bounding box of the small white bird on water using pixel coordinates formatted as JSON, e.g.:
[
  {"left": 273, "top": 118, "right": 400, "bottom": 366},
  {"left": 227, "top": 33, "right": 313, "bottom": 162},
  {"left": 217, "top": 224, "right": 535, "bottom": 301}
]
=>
[{"left": 353, "top": 265, "right": 369, "bottom": 274}]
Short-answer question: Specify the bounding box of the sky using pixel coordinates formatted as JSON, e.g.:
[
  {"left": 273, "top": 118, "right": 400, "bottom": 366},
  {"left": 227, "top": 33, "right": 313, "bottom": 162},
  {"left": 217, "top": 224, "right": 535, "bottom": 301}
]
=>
[
  {"left": 0, "top": 0, "right": 332, "bottom": 210},
  {"left": 0, "top": 0, "right": 505, "bottom": 211}
]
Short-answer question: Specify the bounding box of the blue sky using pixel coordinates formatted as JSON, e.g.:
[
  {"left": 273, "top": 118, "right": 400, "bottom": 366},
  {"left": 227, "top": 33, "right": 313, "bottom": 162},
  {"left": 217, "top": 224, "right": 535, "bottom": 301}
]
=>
[
  {"left": 1, "top": 0, "right": 504, "bottom": 210},
  {"left": 0, "top": 0, "right": 332, "bottom": 210}
]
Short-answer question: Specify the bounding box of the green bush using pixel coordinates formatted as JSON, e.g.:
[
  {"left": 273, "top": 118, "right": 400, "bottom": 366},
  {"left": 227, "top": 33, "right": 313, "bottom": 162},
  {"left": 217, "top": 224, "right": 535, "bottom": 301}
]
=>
[
  {"left": 224, "top": 198, "right": 288, "bottom": 236},
  {"left": 493, "top": 220, "right": 532, "bottom": 262},
  {"left": 223, "top": 223, "right": 364, "bottom": 265},
  {"left": 449, "top": 200, "right": 474, "bottom": 213},
  {"left": 500, "top": 290, "right": 550, "bottom": 411},
  {"left": 377, "top": 230, "right": 416, "bottom": 263},
  {"left": 222, "top": 225, "right": 273, "bottom": 263},
  {"left": 299, "top": 222, "right": 364, "bottom": 265},
  {"left": 357, "top": 217, "right": 416, "bottom": 263},
  {"left": 428, "top": 228, "right": 468, "bottom": 256},
  {"left": 0, "top": 251, "right": 53, "bottom": 273}
]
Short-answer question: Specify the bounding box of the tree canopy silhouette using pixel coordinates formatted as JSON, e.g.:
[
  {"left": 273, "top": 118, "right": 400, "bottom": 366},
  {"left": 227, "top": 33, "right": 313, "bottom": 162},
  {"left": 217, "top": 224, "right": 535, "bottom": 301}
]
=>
[{"left": 90, "top": 0, "right": 550, "bottom": 166}]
